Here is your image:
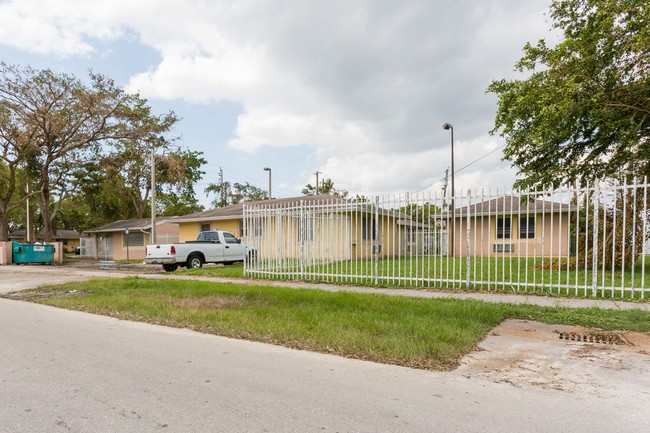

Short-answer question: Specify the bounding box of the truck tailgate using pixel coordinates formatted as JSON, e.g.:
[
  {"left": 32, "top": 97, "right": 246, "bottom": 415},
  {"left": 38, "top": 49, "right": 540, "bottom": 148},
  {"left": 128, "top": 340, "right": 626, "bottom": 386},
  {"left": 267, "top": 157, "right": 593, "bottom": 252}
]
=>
[{"left": 145, "top": 244, "right": 176, "bottom": 264}]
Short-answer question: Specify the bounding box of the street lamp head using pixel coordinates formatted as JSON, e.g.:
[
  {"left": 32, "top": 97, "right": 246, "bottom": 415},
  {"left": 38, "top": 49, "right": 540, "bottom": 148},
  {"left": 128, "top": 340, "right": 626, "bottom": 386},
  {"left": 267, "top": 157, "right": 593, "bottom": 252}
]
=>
[
  {"left": 442, "top": 123, "right": 453, "bottom": 130},
  {"left": 263, "top": 167, "right": 271, "bottom": 172}
]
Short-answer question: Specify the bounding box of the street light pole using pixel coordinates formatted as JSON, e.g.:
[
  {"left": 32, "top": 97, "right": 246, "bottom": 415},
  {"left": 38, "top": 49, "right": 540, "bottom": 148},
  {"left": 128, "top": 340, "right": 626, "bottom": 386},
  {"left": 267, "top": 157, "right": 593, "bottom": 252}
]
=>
[
  {"left": 443, "top": 123, "right": 455, "bottom": 257},
  {"left": 149, "top": 136, "right": 165, "bottom": 245},
  {"left": 315, "top": 171, "right": 321, "bottom": 195},
  {"left": 151, "top": 143, "right": 157, "bottom": 245},
  {"left": 264, "top": 167, "right": 272, "bottom": 199}
]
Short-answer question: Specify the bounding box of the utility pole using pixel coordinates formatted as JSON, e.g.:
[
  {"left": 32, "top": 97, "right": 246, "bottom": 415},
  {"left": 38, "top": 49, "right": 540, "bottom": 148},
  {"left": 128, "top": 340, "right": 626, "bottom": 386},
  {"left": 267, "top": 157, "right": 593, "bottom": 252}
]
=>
[
  {"left": 25, "top": 184, "right": 31, "bottom": 242},
  {"left": 151, "top": 144, "right": 156, "bottom": 245},
  {"left": 219, "top": 167, "right": 225, "bottom": 206},
  {"left": 315, "top": 171, "right": 321, "bottom": 195}
]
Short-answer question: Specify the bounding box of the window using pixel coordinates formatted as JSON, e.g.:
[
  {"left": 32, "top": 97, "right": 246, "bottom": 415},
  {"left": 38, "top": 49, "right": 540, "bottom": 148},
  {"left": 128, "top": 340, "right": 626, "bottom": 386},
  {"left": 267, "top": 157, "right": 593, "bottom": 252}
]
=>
[
  {"left": 223, "top": 232, "right": 240, "bottom": 244},
  {"left": 519, "top": 217, "right": 535, "bottom": 239},
  {"left": 123, "top": 232, "right": 144, "bottom": 247},
  {"left": 496, "top": 217, "right": 511, "bottom": 239},
  {"left": 200, "top": 223, "right": 211, "bottom": 232},
  {"left": 362, "top": 217, "right": 376, "bottom": 241},
  {"left": 242, "top": 218, "right": 263, "bottom": 238}
]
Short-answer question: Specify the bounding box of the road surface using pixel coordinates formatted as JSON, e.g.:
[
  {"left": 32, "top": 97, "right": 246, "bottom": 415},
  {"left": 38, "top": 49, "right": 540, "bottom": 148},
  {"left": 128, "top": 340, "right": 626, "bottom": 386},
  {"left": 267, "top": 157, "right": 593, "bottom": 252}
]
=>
[{"left": 1, "top": 264, "right": 649, "bottom": 432}]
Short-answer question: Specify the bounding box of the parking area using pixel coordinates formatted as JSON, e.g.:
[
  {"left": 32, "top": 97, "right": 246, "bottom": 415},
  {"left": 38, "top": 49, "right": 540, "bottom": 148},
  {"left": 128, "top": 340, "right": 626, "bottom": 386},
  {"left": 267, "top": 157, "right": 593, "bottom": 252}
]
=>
[{"left": 0, "top": 262, "right": 141, "bottom": 294}]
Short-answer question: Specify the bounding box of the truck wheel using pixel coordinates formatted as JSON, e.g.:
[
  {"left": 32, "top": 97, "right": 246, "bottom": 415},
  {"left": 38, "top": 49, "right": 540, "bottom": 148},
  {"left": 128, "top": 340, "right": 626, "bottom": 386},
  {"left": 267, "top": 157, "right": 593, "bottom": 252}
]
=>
[
  {"left": 188, "top": 255, "right": 203, "bottom": 269},
  {"left": 162, "top": 264, "right": 178, "bottom": 272}
]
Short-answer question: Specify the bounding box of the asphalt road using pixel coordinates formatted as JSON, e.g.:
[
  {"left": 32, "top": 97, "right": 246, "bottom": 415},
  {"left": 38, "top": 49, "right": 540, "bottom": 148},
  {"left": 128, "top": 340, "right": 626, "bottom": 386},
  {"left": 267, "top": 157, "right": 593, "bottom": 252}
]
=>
[{"left": 1, "top": 264, "right": 649, "bottom": 432}]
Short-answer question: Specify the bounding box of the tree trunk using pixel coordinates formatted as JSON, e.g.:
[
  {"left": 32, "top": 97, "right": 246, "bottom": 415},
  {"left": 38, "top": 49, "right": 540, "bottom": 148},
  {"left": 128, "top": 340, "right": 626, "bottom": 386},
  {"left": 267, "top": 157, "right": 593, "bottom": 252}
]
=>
[
  {"left": 37, "top": 187, "right": 55, "bottom": 242},
  {"left": 0, "top": 210, "right": 9, "bottom": 242}
]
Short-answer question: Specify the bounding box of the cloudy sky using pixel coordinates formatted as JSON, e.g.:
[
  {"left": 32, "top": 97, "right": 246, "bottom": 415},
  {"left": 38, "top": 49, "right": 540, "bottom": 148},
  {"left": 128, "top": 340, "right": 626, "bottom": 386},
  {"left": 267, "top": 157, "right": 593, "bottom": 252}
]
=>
[{"left": 0, "top": 0, "right": 558, "bottom": 205}]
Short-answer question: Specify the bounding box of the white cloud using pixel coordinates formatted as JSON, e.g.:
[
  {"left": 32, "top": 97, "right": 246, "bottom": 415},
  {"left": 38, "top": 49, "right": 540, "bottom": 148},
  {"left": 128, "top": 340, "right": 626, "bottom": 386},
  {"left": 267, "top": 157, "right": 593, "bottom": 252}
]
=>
[{"left": 0, "top": 0, "right": 554, "bottom": 196}]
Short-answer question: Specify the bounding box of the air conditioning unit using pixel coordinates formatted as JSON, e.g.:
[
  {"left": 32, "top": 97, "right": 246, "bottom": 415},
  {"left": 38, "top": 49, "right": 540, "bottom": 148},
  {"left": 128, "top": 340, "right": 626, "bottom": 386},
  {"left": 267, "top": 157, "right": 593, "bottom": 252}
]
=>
[{"left": 493, "top": 243, "right": 514, "bottom": 253}]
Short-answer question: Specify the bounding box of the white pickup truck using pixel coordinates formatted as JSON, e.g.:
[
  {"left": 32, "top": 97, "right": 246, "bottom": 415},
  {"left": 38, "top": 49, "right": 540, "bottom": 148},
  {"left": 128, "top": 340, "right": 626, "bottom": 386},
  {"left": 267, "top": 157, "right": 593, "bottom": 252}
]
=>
[{"left": 145, "top": 230, "right": 255, "bottom": 272}]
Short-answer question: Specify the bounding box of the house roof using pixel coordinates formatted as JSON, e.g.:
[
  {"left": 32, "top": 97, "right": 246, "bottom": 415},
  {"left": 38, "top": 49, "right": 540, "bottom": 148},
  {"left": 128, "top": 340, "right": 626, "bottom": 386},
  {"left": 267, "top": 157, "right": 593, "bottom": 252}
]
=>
[
  {"left": 174, "top": 195, "right": 352, "bottom": 222},
  {"left": 450, "top": 195, "right": 574, "bottom": 218},
  {"left": 9, "top": 229, "right": 81, "bottom": 240},
  {"left": 83, "top": 217, "right": 178, "bottom": 234}
]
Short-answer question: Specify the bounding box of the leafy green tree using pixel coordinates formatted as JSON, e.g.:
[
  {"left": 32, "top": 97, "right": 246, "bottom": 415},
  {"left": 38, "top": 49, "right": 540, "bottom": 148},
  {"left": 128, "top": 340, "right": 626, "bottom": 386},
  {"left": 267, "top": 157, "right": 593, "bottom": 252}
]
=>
[
  {"left": 205, "top": 181, "right": 267, "bottom": 207},
  {"left": 0, "top": 95, "right": 40, "bottom": 240},
  {"left": 302, "top": 178, "right": 348, "bottom": 197},
  {"left": 231, "top": 182, "right": 267, "bottom": 204},
  {"left": 0, "top": 63, "right": 176, "bottom": 240},
  {"left": 155, "top": 149, "right": 206, "bottom": 216},
  {"left": 488, "top": 0, "right": 650, "bottom": 189},
  {"left": 205, "top": 180, "right": 232, "bottom": 208},
  {"left": 398, "top": 202, "right": 442, "bottom": 225},
  {"left": 0, "top": 164, "right": 36, "bottom": 237}
]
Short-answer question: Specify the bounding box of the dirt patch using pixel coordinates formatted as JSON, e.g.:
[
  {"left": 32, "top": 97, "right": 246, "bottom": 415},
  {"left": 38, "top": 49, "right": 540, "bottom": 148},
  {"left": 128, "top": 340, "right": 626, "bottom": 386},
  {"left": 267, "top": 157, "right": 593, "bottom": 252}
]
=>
[
  {"left": 455, "top": 319, "right": 650, "bottom": 399},
  {"left": 166, "top": 295, "right": 249, "bottom": 310},
  {"left": 1, "top": 289, "right": 89, "bottom": 301}
]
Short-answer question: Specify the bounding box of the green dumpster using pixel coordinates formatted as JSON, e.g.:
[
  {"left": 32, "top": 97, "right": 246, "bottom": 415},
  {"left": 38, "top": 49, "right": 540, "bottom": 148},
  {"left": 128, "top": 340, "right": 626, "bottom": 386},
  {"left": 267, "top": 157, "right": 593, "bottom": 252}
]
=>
[{"left": 12, "top": 242, "right": 55, "bottom": 265}]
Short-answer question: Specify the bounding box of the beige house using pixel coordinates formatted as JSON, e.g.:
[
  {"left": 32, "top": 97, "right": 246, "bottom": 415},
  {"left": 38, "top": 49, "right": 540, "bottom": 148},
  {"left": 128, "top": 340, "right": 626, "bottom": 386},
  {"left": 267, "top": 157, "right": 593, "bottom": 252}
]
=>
[
  {"left": 174, "top": 195, "right": 414, "bottom": 261},
  {"left": 449, "top": 195, "right": 574, "bottom": 257},
  {"left": 82, "top": 218, "right": 179, "bottom": 260}
]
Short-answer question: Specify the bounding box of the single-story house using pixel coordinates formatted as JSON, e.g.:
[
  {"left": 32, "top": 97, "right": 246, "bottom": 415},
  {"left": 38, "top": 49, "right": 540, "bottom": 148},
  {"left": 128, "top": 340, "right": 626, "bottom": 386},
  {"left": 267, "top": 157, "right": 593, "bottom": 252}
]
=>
[
  {"left": 448, "top": 195, "right": 575, "bottom": 257},
  {"left": 9, "top": 229, "right": 81, "bottom": 253},
  {"left": 173, "top": 195, "right": 423, "bottom": 260},
  {"left": 81, "top": 217, "right": 179, "bottom": 260}
]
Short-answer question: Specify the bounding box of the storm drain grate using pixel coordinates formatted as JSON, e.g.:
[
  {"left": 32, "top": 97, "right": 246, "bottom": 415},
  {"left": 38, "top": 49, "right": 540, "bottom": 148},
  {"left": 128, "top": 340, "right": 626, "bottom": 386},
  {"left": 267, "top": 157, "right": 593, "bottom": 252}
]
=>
[{"left": 558, "top": 332, "right": 626, "bottom": 345}]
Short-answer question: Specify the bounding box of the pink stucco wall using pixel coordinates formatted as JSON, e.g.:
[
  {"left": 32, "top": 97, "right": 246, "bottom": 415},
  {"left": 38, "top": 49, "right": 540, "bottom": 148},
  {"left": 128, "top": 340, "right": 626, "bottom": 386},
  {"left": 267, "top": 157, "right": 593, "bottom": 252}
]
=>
[{"left": 0, "top": 241, "right": 12, "bottom": 265}]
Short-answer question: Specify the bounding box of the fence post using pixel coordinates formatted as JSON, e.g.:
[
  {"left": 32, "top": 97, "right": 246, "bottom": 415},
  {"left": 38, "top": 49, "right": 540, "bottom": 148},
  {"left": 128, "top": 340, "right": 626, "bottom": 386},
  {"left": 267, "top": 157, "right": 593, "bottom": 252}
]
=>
[
  {"left": 374, "top": 195, "right": 379, "bottom": 286},
  {"left": 300, "top": 200, "right": 305, "bottom": 279},
  {"left": 592, "top": 181, "right": 600, "bottom": 297},
  {"left": 466, "top": 189, "right": 471, "bottom": 289}
]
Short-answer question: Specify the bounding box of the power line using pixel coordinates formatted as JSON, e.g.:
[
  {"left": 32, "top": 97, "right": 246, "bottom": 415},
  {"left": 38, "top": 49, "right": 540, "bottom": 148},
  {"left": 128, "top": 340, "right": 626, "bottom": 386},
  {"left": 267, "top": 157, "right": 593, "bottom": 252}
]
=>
[
  {"left": 412, "top": 143, "right": 506, "bottom": 194},
  {"left": 198, "top": 164, "right": 297, "bottom": 197}
]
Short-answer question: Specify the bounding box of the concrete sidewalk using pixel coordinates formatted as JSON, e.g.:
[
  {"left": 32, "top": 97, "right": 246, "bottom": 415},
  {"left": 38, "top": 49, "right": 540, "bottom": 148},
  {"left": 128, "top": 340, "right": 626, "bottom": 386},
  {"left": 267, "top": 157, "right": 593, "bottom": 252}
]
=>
[{"left": 2, "top": 264, "right": 648, "bottom": 311}]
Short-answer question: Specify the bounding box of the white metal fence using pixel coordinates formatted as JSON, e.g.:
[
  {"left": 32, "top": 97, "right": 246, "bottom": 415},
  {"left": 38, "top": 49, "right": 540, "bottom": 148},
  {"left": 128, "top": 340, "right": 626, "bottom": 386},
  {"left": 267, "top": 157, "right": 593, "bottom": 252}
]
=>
[{"left": 242, "top": 180, "right": 650, "bottom": 299}]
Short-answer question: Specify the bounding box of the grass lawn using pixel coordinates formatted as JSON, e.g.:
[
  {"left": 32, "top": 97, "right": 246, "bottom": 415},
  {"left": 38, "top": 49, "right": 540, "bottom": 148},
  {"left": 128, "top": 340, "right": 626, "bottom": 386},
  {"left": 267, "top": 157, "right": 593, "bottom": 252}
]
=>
[
  {"left": 13, "top": 277, "right": 650, "bottom": 370},
  {"left": 246, "top": 256, "right": 650, "bottom": 300},
  {"left": 177, "top": 263, "right": 247, "bottom": 278}
]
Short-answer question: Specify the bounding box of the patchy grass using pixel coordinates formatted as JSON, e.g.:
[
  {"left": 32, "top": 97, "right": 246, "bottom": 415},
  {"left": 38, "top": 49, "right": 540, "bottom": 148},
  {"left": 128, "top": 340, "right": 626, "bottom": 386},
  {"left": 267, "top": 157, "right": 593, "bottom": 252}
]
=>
[
  {"left": 247, "top": 256, "right": 650, "bottom": 301},
  {"left": 166, "top": 258, "right": 650, "bottom": 301},
  {"left": 176, "top": 263, "right": 246, "bottom": 278},
  {"left": 8, "top": 278, "right": 650, "bottom": 371}
]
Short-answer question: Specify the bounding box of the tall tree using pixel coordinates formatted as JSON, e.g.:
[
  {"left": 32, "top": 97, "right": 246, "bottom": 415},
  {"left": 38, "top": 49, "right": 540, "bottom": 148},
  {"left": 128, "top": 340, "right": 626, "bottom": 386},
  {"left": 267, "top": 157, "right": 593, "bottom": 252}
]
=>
[
  {"left": 103, "top": 138, "right": 205, "bottom": 218},
  {"left": 205, "top": 180, "right": 232, "bottom": 208},
  {"left": 205, "top": 181, "right": 267, "bottom": 207},
  {"left": 0, "top": 76, "right": 41, "bottom": 240},
  {"left": 231, "top": 182, "right": 267, "bottom": 203},
  {"left": 302, "top": 178, "right": 348, "bottom": 197},
  {"left": 0, "top": 63, "right": 174, "bottom": 240},
  {"left": 398, "top": 202, "right": 442, "bottom": 225},
  {"left": 155, "top": 148, "right": 206, "bottom": 216},
  {"left": 487, "top": 0, "right": 650, "bottom": 189}
]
